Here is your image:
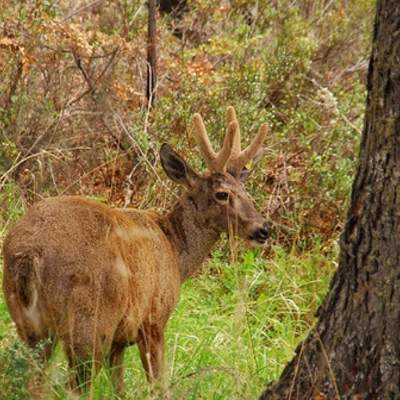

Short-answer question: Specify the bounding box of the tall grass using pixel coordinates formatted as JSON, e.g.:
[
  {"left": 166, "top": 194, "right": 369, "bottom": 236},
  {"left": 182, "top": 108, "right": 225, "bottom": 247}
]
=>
[{"left": 0, "top": 240, "right": 335, "bottom": 399}]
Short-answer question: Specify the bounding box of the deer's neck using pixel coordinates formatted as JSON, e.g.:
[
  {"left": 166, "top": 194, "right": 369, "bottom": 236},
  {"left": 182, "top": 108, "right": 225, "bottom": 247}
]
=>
[{"left": 160, "top": 194, "right": 220, "bottom": 281}]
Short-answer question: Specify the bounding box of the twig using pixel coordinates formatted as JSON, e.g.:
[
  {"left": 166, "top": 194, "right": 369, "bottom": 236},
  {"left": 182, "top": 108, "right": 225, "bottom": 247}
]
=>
[
  {"left": 61, "top": 0, "right": 104, "bottom": 22},
  {"left": 112, "top": 111, "right": 178, "bottom": 199},
  {"left": 73, "top": 52, "right": 93, "bottom": 91},
  {"left": 58, "top": 153, "right": 126, "bottom": 195},
  {"left": 174, "top": 366, "right": 243, "bottom": 385},
  {"left": 0, "top": 150, "right": 64, "bottom": 191},
  {"left": 308, "top": 77, "right": 362, "bottom": 135},
  {"left": 67, "top": 47, "right": 119, "bottom": 107},
  {"left": 126, "top": 3, "right": 146, "bottom": 33},
  {"left": 288, "top": 340, "right": 305, "bottom": 399}
]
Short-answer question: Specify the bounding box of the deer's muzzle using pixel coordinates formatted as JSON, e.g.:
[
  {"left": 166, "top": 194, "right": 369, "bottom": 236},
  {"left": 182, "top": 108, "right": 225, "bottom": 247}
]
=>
[{"left": 249, "top": 222, "right": 270, "bottom": 246}]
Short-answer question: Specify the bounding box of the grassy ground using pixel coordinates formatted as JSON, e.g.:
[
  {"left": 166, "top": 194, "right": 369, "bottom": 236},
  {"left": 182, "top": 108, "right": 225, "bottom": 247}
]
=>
[{"left": 0, "top": 236, "right": 335, "bottom": 399}]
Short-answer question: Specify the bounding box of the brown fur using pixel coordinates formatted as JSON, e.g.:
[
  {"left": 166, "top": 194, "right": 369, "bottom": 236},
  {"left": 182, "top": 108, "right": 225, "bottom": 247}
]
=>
[{"left": 3, "top": 126, "right": 268, "bottom": 396}]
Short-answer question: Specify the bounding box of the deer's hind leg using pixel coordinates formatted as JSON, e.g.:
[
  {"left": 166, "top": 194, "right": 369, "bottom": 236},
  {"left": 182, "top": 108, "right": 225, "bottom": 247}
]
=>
[
  {"left": 109, "top": 342, "right": 125, "bottom": 396},
  {"left": 61, "top": 285, "right": 119, "bottom": 394},
  {"left": 25, "top": 333, "right": 57, "bottom": 400},
  {"left": 64, "top": 340, "right": 105, "bottom": 395},
  {"left": 62, "top": 318, "right": 114, "bottom": 396},
  {"left": 137, "top": 324, "right": 165, "bottom": 381}
]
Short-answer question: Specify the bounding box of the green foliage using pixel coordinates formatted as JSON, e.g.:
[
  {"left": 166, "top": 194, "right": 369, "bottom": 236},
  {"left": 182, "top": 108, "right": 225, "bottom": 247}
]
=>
[
  {"left": 0, "top": 244, "right": 335, "bottom": 399},
  {"left": 0, "top": 0, "right": 374, "bottom": 246},
  {"left": 148, "top": 0, "right": 374, "bottom": 247},
  {"left": 0, "top": 182, "right": 25, "bottom": 236},
  {"left": 0, "top": 0, "right": 375, "bottom": 398},
  {"left": 0, "top": 337, "right": 30, "bottom": 400}
]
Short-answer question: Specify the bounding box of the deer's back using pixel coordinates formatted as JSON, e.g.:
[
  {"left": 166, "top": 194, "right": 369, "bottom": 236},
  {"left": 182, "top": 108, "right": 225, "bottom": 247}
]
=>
[{"left": 2, "top": 196, "right": 181, "bottom": 345}]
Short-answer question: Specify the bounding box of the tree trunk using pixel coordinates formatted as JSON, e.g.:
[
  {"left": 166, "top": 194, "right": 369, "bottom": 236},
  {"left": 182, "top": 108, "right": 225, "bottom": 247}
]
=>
[
  {"left": 146, "top": 0, "right": 157, "bottom": 108},
  {"left": 261, "top": 1, "right": 400, "bottom": 399}
]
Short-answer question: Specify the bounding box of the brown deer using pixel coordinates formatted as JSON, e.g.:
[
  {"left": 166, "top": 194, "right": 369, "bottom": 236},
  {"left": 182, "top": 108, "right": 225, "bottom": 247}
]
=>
[{"left": 2, "top": 107, "right": 269, "bottom": 396}]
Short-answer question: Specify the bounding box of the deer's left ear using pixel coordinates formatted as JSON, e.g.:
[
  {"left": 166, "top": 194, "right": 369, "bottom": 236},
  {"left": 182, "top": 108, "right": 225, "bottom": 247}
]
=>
[{"left": 160, "top": 143, "right": 200, "bottom": 188}]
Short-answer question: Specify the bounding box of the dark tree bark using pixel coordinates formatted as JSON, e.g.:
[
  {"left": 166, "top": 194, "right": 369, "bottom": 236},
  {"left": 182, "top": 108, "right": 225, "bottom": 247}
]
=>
[
  {"left": 261, "top": 1, "right": 400, "bottom": 399},
  {"left": 146, "top": 0, "right": 157, "bottom": 107}
]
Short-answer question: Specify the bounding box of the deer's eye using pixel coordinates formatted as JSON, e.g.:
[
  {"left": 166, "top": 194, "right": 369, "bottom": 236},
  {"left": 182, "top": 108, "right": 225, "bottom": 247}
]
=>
[{"left": 214, "top": 191, "right": 229, "bottom": 203}]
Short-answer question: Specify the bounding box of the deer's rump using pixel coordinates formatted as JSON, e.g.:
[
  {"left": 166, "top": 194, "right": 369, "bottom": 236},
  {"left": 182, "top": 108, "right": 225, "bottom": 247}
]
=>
[{"left": 2, "top": 196, "right": 180, "bottom": 352}]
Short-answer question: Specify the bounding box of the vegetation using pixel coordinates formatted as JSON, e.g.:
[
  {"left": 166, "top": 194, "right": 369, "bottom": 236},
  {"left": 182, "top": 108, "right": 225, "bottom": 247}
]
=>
[{"left": 0, "top": 0, "right": 374, "bottom": 398}]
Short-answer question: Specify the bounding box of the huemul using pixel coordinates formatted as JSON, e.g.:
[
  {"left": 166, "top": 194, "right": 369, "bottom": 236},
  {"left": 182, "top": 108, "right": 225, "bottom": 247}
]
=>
[{"left": 3, "top": 107, "right": 269, "bottom": 396}]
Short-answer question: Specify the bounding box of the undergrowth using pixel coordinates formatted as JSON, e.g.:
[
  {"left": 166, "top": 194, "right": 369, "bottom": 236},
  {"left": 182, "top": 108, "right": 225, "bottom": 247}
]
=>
[
  {"left": 0, "top": 0, "right": 375, "bottom": 398},
  {"left": 0, "top": 243, "right": 335, "bottom": 399},
  {"left": 0, "top": 0, "right": 374, "bottom": 247}
]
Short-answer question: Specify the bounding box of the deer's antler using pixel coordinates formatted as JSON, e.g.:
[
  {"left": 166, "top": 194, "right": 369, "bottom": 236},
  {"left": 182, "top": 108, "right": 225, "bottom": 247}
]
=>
[
  {"left": 192, "top": 113, "right": 237, "bottom": 172},
  {"left": 192, "top": 106, "right": 268, "bottom": 175},
  {"left": 225, "top": 106, "right": 268, "bottom": 176}
]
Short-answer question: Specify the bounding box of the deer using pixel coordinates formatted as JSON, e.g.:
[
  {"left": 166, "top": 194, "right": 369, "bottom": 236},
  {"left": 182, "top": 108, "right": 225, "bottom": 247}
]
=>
[{"left": 2, "top": 106, "right": 270, "bottom": 397}]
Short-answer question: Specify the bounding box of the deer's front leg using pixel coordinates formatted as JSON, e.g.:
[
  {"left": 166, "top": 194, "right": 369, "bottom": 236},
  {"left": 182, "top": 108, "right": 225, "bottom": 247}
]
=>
[{"left": 137, "top": 325, "right": 165, "bottom": 381}]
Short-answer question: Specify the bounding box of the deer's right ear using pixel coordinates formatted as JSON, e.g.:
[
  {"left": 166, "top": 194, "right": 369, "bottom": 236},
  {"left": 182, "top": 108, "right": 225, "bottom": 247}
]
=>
[{"left": 160, "top": 143, "right": 200, "bottom": 188}]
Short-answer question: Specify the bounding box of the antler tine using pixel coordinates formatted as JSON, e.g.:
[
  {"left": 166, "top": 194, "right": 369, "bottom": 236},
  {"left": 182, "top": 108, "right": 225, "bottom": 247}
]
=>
[
  {"left": 228, "top": 120, "right": 268, "bottom": 175},
  {"left": 215, "top": 121, "right": 237, "bottom": 171},
  {"left": 193, "top": 113, "right": 217, "bottom": 169},
  {"left": 235, "top": 124, "right": 268, "bottom": 169},
  {"left": 226, "top": 106, "right": 241, "bottom": 158},
  {"left": 193, "top": 108, "right": 257, "bottom": 173}
]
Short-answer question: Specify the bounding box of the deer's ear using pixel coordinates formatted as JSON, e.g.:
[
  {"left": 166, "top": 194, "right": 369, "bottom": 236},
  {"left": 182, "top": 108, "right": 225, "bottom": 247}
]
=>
[{"left": 160, "top": 144, "right": 200, "bottom": 188}]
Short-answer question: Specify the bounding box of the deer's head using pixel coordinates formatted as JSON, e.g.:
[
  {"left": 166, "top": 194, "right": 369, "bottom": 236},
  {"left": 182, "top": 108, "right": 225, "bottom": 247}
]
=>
[{"left": 160, "top": 107, "right": 269, "bottom": 247}]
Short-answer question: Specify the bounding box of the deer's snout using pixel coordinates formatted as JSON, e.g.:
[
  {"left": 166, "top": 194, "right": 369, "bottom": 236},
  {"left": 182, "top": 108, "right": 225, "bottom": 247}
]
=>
[{"left": 249, "top": 222, "right": 270, "bottom": 246}]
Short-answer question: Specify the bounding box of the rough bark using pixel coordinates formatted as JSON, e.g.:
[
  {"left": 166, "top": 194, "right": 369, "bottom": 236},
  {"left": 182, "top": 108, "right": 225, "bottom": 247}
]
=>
[{"left": 260, "top": 1, "right": 400, "bottom": 399}]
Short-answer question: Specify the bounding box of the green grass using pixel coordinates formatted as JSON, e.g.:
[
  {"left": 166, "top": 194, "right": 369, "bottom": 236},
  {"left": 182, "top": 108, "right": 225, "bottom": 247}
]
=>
[{"left": 0, "top": 242, "right": 335, "bottom": 399}]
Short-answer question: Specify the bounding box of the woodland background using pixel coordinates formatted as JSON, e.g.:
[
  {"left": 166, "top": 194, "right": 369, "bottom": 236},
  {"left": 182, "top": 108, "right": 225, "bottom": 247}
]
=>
[{"left": 0, "top": 1, "right": 374, "bottom": 399}]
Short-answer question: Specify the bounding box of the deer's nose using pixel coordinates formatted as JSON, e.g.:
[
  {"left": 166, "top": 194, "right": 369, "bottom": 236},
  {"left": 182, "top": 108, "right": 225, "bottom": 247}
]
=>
[{"left": 251, "top": 223, "right": 270, "bottom": 244}]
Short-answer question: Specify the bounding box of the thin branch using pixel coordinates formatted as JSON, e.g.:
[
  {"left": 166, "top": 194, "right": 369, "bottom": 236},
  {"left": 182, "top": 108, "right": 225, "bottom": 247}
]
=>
[
  {"left": 67, "top": 47, "right": 119, "bottom": 107},
  {"left": 73, "top": 52, "right": 93, "bottom": 91},
  {"left": 61, "top": 0, "right": 104, "bottom": 22},
  {"left": 112, "top": 110, "right": 178, "bottom": 199}
]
